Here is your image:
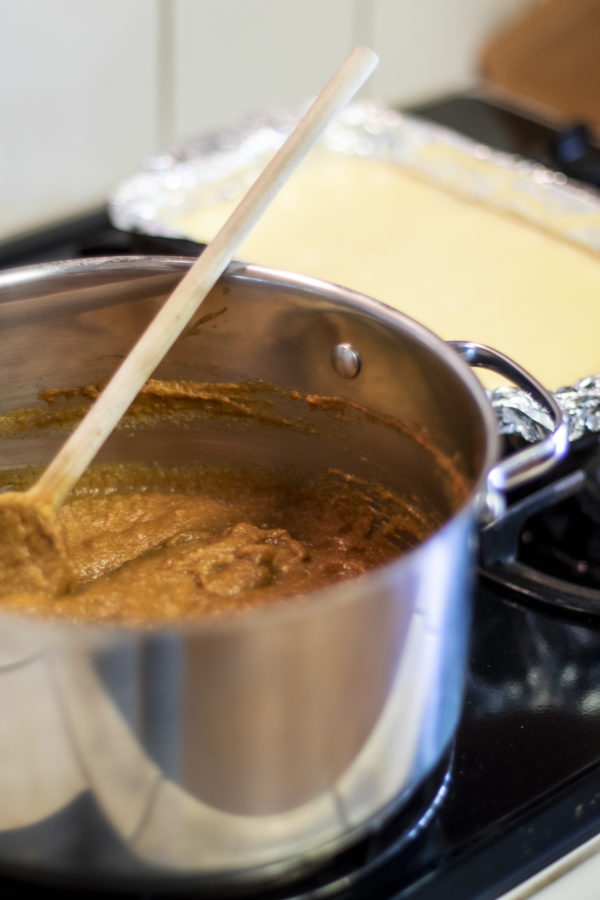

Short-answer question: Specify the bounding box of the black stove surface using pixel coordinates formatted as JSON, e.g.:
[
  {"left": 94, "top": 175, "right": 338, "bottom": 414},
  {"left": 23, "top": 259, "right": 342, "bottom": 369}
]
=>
[
  {"left": 2, "top": 95, "right": 600, "bottom": 899},
  {"left": 409, "top": 93, "right": 600, "bottom": 188}
]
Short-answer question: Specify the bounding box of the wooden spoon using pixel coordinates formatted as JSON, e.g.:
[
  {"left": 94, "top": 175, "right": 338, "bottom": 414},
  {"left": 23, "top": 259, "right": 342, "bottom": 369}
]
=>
[{"left": 0, "top": 46, "right": 379, "bottom": 597}]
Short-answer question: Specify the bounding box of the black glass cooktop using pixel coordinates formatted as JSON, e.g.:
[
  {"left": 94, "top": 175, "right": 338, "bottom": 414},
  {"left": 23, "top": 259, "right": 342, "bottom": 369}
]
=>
[{"left": 409, "top": 93, "right": 600, "bottom": 188}]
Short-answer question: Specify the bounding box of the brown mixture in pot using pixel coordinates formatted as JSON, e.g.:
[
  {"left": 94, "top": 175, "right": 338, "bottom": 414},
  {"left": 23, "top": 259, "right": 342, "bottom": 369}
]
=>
[
  {"left": 0, "top": 461, "right": 432, "bottom": 624},
  {"left": 0, "top": 379, "right": 468, "bottom": 624}
]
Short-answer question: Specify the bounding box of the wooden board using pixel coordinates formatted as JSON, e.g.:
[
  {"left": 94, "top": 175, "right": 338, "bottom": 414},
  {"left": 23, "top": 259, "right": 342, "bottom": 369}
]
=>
[{"left": 481, "top": 0, "right": 600, "bottom": 133}]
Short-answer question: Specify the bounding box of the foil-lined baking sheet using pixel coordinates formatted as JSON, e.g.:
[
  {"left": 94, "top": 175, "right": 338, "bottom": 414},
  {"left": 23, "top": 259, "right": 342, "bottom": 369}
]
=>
[{"left": 109, "top": 101, "right": 600, "bottom": 441}]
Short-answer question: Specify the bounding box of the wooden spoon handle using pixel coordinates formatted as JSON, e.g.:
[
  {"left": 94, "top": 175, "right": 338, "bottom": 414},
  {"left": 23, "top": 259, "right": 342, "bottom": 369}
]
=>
[{"left": 31, "top": 46, "right": 379, "bottom": 510}]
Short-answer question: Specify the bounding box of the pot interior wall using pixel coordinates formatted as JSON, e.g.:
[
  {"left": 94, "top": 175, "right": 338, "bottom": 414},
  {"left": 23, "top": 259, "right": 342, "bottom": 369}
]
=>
[{"left": 0, "top": 259, "right": 489, "bottom": 522}]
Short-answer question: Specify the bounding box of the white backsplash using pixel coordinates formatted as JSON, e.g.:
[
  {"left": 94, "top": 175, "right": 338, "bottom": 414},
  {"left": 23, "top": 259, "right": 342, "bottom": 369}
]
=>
[{"left": 0, "top": 0, "right": 534, "bottom": 241}]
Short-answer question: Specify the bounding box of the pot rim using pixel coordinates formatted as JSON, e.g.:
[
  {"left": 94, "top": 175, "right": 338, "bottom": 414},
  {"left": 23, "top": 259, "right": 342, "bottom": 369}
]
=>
[{"left": 0, "top": 255, "right": 499, "bottom": 637}]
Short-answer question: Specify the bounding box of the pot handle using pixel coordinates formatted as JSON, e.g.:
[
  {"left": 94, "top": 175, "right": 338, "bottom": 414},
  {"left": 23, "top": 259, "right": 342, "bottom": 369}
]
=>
[{"left": 449, "top": 341, "right": 569, "bottom": 519}]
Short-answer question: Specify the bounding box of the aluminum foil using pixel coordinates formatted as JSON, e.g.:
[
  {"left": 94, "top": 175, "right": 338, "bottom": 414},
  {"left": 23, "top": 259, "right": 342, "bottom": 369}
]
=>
[
  {"left": 109, "top": 100, "right": 600, "bottom": 441},
  {"left": 490, "top": 375, "right": 600, "bottom": 443}
]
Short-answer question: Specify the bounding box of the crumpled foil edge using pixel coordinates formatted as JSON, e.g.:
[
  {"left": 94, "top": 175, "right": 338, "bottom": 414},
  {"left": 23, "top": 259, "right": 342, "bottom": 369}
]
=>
[
  {"left": 110, "top": 100, "right": 600, "bottom": 250},
  {"left": 489, "top": 374, "right": 600, "bottom": 443}
]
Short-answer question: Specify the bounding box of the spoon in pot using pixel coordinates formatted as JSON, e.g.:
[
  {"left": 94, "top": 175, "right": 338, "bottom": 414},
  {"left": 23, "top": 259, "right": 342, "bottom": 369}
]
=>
[{"left": 0, "top": 46, "right": 379, "bottom": 598}]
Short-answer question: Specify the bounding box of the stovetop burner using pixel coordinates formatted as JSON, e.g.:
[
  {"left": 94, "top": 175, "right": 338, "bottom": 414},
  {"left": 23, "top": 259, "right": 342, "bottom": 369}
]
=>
[
  {"left": 481, "top": 434, "right": 600, "bottom": 616},
  {"left": 520, "top": 452, "right": 600, "bottom": 592},
  {"left": 0, "top": 753, "right": 454, "bottom": 900}
]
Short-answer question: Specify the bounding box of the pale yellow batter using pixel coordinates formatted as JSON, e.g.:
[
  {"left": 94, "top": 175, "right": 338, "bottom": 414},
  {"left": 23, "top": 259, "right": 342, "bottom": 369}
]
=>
[{"left": 177, "top": 153, "right": 600, "bottom": 390}]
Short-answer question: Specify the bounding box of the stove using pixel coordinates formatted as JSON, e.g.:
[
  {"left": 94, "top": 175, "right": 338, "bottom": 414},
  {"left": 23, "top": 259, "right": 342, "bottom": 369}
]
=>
[{"left": 2, "top": 94, "right": 600, "bottom": 899}]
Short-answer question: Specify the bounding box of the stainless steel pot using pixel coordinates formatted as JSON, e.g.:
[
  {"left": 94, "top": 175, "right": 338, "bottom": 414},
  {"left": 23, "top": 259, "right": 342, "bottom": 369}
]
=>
[{"left": 0, "top": 257, "right": 566, "bottom": 891}]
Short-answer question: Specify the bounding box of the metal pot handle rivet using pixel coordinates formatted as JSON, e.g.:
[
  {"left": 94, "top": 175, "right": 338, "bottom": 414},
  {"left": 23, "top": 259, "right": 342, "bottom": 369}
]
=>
[{"left": 331, "top": 343, "right": 361, "bottom": 379}]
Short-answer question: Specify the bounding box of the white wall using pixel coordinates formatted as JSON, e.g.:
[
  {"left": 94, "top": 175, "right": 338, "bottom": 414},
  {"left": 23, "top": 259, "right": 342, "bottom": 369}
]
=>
[{"left": 0, "top": 0, "right": 535, "bottom": 241}]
